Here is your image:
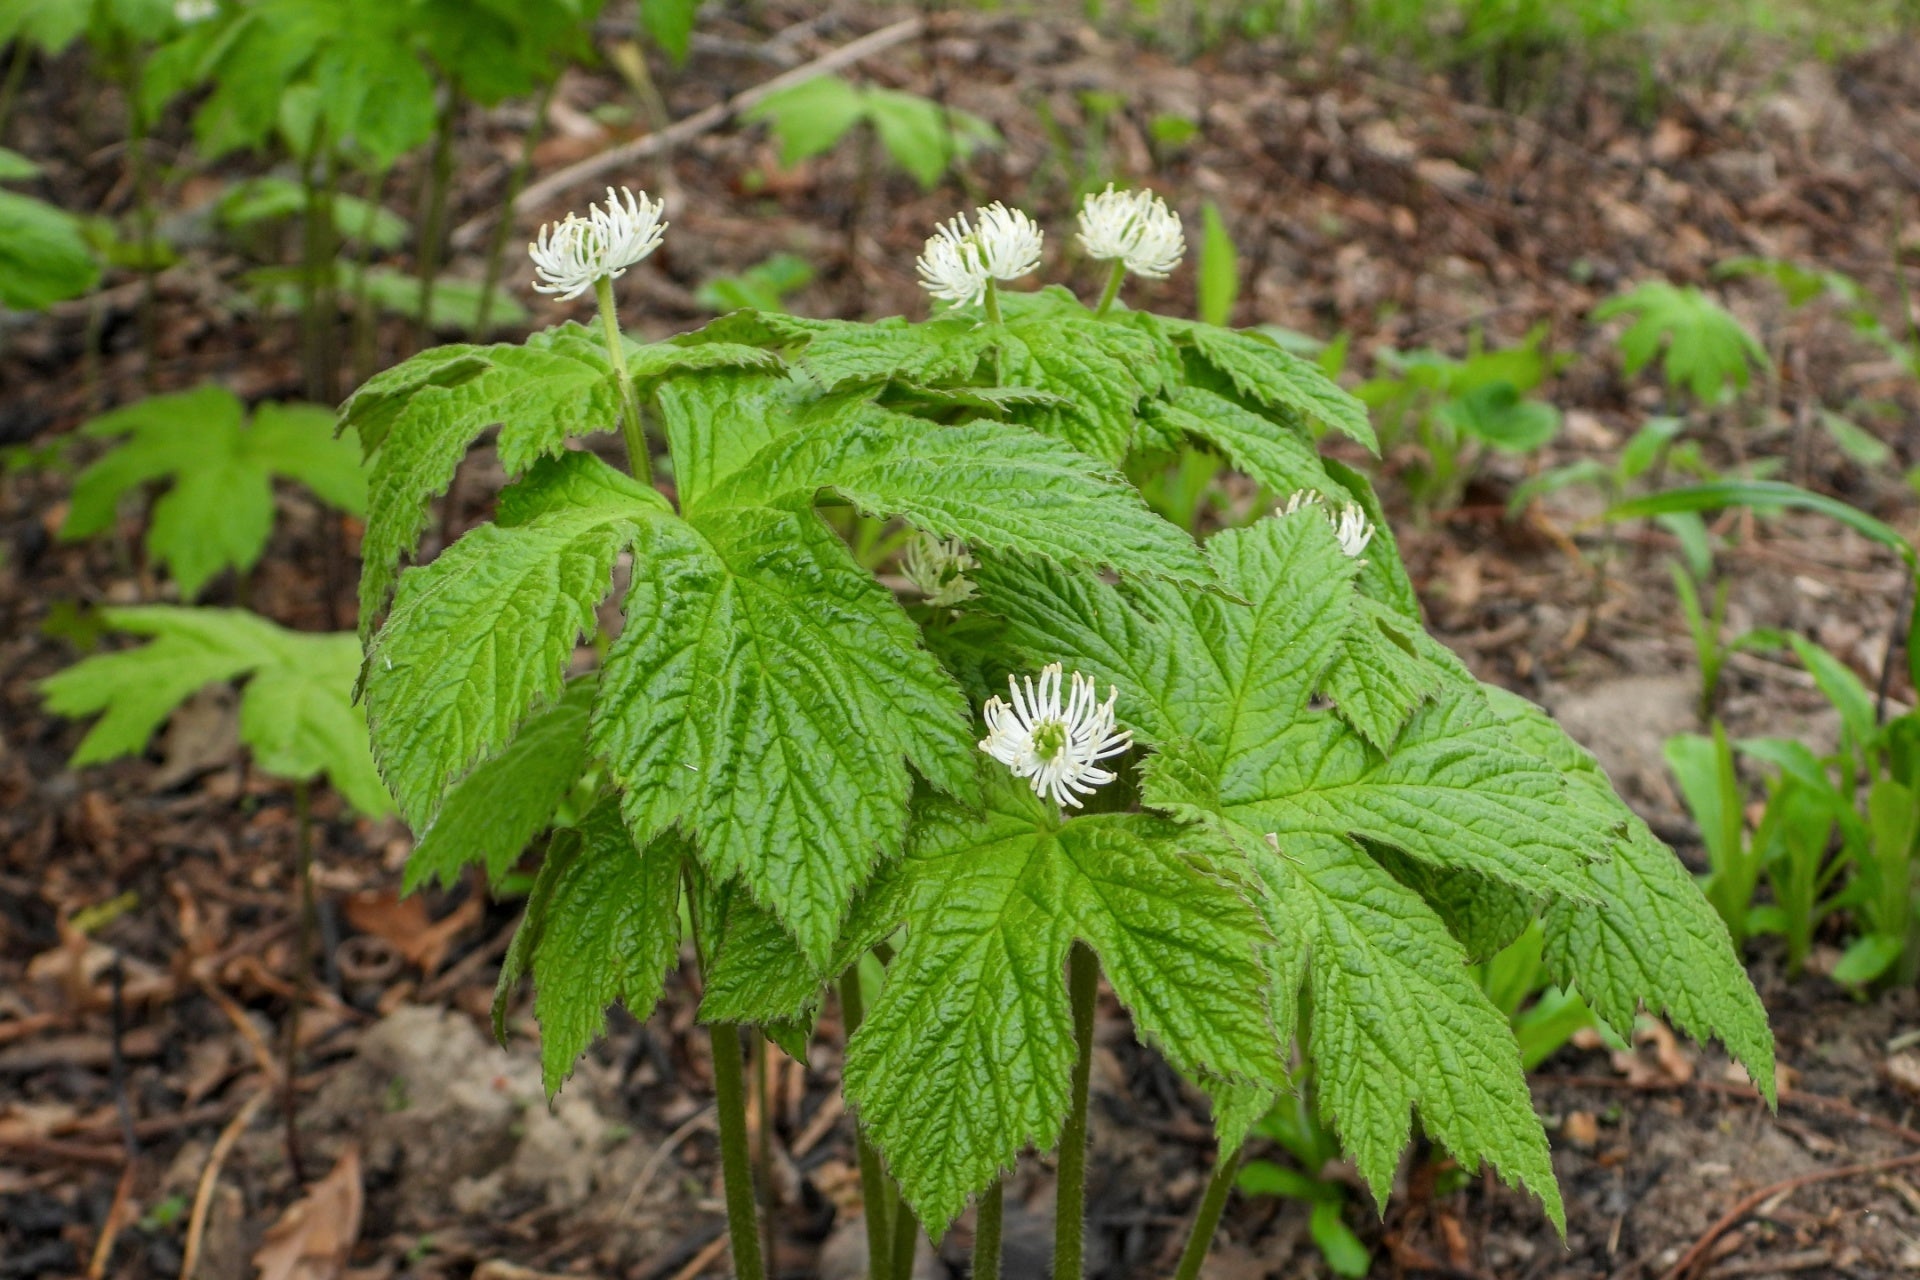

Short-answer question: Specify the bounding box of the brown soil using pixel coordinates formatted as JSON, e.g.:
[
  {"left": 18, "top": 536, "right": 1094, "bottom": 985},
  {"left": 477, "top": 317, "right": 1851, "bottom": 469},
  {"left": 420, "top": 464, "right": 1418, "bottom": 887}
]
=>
[{"left": 4, "top": 5, "right": 1919, "bottom": 1278}]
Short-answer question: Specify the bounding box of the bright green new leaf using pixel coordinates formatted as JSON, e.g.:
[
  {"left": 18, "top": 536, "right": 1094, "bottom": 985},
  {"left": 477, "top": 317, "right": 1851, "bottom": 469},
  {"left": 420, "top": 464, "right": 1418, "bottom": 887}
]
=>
[
  {"left": 1319, "top": 596, "right": 1447, "bottom": 752},
  {"left": 495, "top": 801, "right": 686, "bottom": 1093},
  {"left": 1486, "top": 688, "right": 1775, "bottom": 1100},
  {"left": 591, "top": 502, "right": 973, "bottom": 967},
  {"left": 1172, "top": 320, "right": 1378, "bottom": 454},
  {"left": 1146, "top": 386, "right": 1335, "bottom": 497},
  {"left": 64, "top": 388, "right": 365, "bottom": 600},
  {"left": 844, "top": 771, "right": 1283, "bottom": 1235},
  {"left": 0, "top": 188, "right": 101, "bottom": 310},
  {"left": 365, "top": 454, "right": 669, "bottom": 826},
  {"left": 404, "top": 675, "right": 597, "bottom": 892},
  {"left": 40, "top": 606, "right": 389, "bottom": 815},
  {"left": 1197, "top": 201, "right": 1238, "bottom": 327},
  {"left": 1593, "top": 282, "right": 1768, "bottom": 404}
]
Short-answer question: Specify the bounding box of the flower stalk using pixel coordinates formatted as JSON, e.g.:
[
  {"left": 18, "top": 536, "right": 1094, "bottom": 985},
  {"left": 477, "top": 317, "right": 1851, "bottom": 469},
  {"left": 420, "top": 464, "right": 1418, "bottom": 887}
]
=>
[
  {"left": 1054, "top": 942, "right": 1098, "bottom": 1280},
  {"left": 838, "top": 967, "right": 894, "bottom": 1277},
  {"left": 1172, "top": 1148, "right": 1243, "bottom": 1280},
  {"left": 593, "top": 275, "right": 650, "bottom": 484},
  {"left": 973, "top": 1180, "right": 1004, "bottom": 1280},
  {"left": 1093, "top": 260, "right": 1126, "bottom": 318},
  {"left": 710, "top": 1022, "right": 768, "bottom": 1280}
]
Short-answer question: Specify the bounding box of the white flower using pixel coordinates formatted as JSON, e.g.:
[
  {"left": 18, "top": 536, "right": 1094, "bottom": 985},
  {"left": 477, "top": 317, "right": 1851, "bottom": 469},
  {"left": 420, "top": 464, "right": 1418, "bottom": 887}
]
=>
[
  {"left": 173, "top": 0, "right": 217, "bottom": 22},
  {"left": 916, "top": 203, "right": 1044, "bottom": 307},
  {"left": 980, "top": 664, "right": 1132, "bottom": 809},
  {"left": 1279, "top": 490, "right": 1375, "bottom": 560},
  {"left": 528, "top": 186, "right": 668, "bottom": 301},
  {"left": 901, "top": 535, "right": 978, "bottom": 609},
  {"left": 1077, "top": 185, "right": 1185, "bottom": 280}
]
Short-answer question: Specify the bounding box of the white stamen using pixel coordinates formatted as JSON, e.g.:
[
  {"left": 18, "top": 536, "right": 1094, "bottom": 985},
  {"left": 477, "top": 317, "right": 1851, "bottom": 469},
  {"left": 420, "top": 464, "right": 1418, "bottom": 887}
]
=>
[
  {"left": 1077, "top": 184, "right": 1185, "bottom": 280},
  {"left": 901, "top": 535, "right": 978, "bottom": 609},
  {"left": 916, "top": 203, "right": 1044, "bottom": 308},
  {"left": 979, "top": 664, "right": 1132, "bottom": 809},
  {"left": 528, "top": 186, "right": 668, "bottom": 302}
]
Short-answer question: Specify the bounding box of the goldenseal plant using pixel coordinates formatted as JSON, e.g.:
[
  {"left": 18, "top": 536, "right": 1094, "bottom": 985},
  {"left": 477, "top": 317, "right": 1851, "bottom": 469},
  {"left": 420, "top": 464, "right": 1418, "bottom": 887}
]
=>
[{"left": 345, "top": 189, "right": 1773, "bottom": 1280}]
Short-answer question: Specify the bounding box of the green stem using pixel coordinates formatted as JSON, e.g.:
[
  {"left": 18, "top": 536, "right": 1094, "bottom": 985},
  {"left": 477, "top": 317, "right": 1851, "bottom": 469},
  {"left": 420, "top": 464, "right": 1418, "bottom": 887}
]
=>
[
  {"left": 414, "top": 88, "right": 461, "bottom": 339},
  {"left": 710, "top": 1022, "right": 768, "bottom": 1280},
  {"left": 972, "top": 1180, "right": 1003, "bottom": 1280},
  {"left": 888, "top": 1187, "right": 920, "bottom": 1280},
  {"left": 1172, "top": 1148, "right": 1242, "bottom": 1280},
  {"left": 594, "top": 274, "right": 651, "bottom": 483},
  {"left": 477, "top": 79, "right": 555, "bottom": 334},
  {"left": 122, "top": 45, "right": 158, "bottom": 389},
  {"left": 983, "top": 277, "right": 1003, "bottom": 327},
  {"left": 1092, "top": 260, "right": 1126, "bottom": 318},
  {"left": 838, "top": 967, "right": 893, "bottom": 1278},
  {"left": 0, "top": 40, "right": 29, "bottom": 142},
  {"left": 753, "top": 1034, "right": 776, "bottom": 1267},
  {"left": 348, "top": 168, "right": 390, "bottom": 388},
  {"left": 1054, "top": 942, "right": 1098, "bottom": 1280}
]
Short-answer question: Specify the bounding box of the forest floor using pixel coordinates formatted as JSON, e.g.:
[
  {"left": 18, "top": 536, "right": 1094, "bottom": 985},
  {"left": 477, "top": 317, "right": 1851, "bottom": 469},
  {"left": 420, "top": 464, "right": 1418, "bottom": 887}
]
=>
[{"left": 4, "top": 4, "right": 1920, "bottom": 1278}]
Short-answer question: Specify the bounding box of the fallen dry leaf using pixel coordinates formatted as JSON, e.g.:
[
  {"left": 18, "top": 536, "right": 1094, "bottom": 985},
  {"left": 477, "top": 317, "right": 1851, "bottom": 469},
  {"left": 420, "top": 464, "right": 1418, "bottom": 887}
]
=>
[
  {"left": 253, "top": 1145, "right": 363, "bottom": 1280},
  {"left": 342, "top": 891, "right": 482, "bottom": 978}
]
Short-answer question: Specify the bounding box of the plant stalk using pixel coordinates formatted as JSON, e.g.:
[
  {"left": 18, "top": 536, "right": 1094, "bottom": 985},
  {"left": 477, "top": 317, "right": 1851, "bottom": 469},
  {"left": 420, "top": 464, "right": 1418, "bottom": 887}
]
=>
[
  {"left": 348, "top": 168, "right": 390, "bottom": 388},
  {"left": 838, "top": 967, "right": 894, "bottom": 1278},
  {"left": 1171, "top": 1148, "right": 1243, "bottom": 1280},
  {"left": 709, "top": 1023, "right": 768, "bottom": 1280},
  {"left": 972, "top": 1179, "right": 1004, "bottom": 1280},
  {"left": 477, "top": 79, "right": 556, "bottom": 334},
  {"left": 1093, "top": 260, "right": 1126, "bottom": 318},
  {"left": 983, "top": 277, "right": 1004, "bottom": 327},
  {"left": 594, "top": 275, "right": 651, "bottom": 483},
  {"left": 888, "top": 1186, "right": 920, "bottom": 1280},
  {"left": 1054, "top": 942, "right": 1098, "bottom": 1280},
  {"left": 0, "top": 39, "right": 29, "bottom": 141},
  {"left": 753, "top": 1033, "right": 777, "bottom": 1269},
  {"left": 413, "top": 88, "right": 462, "bottom": 341},
  {"left": 282, "top": 779, "right": 314, "bottom": 1181}
]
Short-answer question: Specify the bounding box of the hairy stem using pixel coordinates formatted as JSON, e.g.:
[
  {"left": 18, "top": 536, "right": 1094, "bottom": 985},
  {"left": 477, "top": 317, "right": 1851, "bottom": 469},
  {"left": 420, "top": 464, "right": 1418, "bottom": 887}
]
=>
[
  {"left": 1093, "top": 260, "right": 1126, "bottom": 318},
  {"left": 594, "top": 274, "right": 651, "bottom": 483},
  {"left": 477, "top": 79, "right": 556, "bottom": 334},
  {"left": 1172, "top": 1148, "right": 1242, "bottom": 1280},
  {"left": 1054, "top": 942, "right": 1098, "bottom": 1280},
  {"left": 710, "top": 1023, "right": 768, "bottom": 1280},
  {"left": 838, "top": 967, "right": 893, "bottom": 1278},
  {"left": 983, "top": 277, "right": 1004, "bottom": 327},
  {"left": 972, "top": 1179, "right": 1004, "bottom": 1280},
  {"left": 752, "top": 1034, "right": 776, "bottom": 1267},
  {"left": 888, "top": 1186, "right": 920, "bottom": 1280}
]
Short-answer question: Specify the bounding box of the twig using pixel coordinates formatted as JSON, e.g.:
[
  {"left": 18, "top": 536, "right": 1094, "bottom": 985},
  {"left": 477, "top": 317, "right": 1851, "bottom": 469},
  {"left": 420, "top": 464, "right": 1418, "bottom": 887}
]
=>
[
  {"left": 181, "top": 1090, "right": 270, "bottom": 1280},
  {"left": 86, "top": 1164, "right": 138, "bottom": 1280},
  {"left": 666, "top": 1231, "right": 730, "bottom": 1280},
  {"left": 1545, "top": 1074, "right": 1920, "bottom": 1147},
  {"left": 1658, "top": 1151, "right": 1920, "bottom": 1280},
  {"left": 1875, "top": 571, "right": 1915, "bottom": 724},
  {"left": 617, "top": 1105, "right": 716, "bottom": 1220},
  {"left": 495, "top": 17, "right": 924, "bottom": 229}
]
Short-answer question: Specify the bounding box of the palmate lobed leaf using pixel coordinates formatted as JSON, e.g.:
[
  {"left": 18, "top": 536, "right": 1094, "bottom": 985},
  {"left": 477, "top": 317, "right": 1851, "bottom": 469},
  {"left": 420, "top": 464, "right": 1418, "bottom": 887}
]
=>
[
  {"left": 64, "top": 387, "right": 365, "bottom": 600},
  {"left": 40, "top": 606, "right": 389, "bottom": 816},
  {"left": 843, "top": 770, "right": 1284, "bottom": 1236}
]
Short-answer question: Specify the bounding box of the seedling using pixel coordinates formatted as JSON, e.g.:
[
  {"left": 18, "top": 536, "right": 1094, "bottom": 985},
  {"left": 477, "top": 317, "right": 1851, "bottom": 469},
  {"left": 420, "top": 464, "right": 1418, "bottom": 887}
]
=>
[
  {"left": 346, "top": 187, "right": 1771, "bottom": 1280},
  {"left": 61, "top": 386, "right": 366, "bottom": 600},
  {"left": 695, "top": 253, "right": 815, "bottom": 315},
  {"left": 745, "top": 73, "right": 999, "bottom": 191},
  {"left": 0, "top": 147, "right": 99, "bottom": 310},
  {"left": 1593, "top": 281, "right": 1769, "bottom": 406}
]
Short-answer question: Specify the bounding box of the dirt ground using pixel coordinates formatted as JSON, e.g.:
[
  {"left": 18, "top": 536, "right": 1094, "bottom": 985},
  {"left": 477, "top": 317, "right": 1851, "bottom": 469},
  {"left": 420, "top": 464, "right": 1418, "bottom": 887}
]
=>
[{"left": 4, "top": 5, "right": 1920, "bottom": 1278}]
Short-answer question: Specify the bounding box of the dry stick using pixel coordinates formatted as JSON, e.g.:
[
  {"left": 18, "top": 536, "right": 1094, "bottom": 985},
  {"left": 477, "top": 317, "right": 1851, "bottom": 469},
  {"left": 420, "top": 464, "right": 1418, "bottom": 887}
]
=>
[
  {"left": 85, "top": 1164, "right": 137, "bottom": 1280},
  {"left": 1659, "top": 1151, "right": 1920, "bottom": 1280},
  {"left": 88, "top": 959, "right": 142, "bottom": 1280},
  {"left": 493, "top": 17, "right": 924, "bottom": 232},
  {"left": 180, "top": 1090, "right": 271, "bottom": 1280},
  {"left": 1875, "top": 571, "right": 1915, "bottom": 725}
]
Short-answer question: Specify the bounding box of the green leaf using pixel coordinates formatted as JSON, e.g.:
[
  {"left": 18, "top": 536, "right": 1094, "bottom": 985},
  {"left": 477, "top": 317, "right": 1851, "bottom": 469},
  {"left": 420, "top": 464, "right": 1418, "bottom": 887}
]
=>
[
  {"left": 0, "top": 147, "right": 41, "bottom": 180},
  {"left": 1608, "top": 480, "right": 1917, "bottom": 570},
  {"left": 866, "top": 88, "right": 998, "bottom": 189},
  {"left": 1146, "top": 386, "right": 1335, "bottom": 497},
  {"left": 1308, "top": 1199, "right": 1372, "bottom": 1277},
  {"left": 638, "top": 0, "right": 701, "bottom": 63},
  {"left": 1319, "top": 597, "right": 1447, "bottom": 752},
  {"left": 654, "top": 368, "right": 816, "bottom": 510},
  {"left": 365, "top": 453, "right": 665, "bottom": 826},
  {"left": 1263, "top": 832, "right": 1563, "bottom": 1228},
  {"left": 1438, "top": 382, "right": 1560, "bottom": 452},
  {"left": 64, "top": 387, "right": 364, "bottom": 600},
  {"left": 843, "top": 772, "right": 1283, "bottom": 1235},
  {"left": 40, "top": 606, "right": 390, "bottom": 814},
  {"left": 797, "top": 315, "right": 992, "bottom": 393},
  {"left": 1592, "top": 282, "right": 1768, "bottom": 404},
  {"left": 1177, "top": 321, "right": 1378, "bottom": 454},
  {"left": 0, "top": 188, "right": 100, "bottom": 309},
  {"left": 1486, "top": 688, "right": 1775, "bottom": 1100},
  {"left": 591, "top": 503, "right": 972, "bottom": 966},
  {"left": 707, "top": 401, "right": 1214, "bottom": 587},
  {"left": 405, "top": 675, "right": 596, "bottom": 892},
  {"left": 1832, "top": 933, "right": 1903, "bottom": 986},
  {"left": 997, "top": 314, "right": 1160, "bottom": 462},
  {"left": 745, "top": 74, "right": 868, "bottom": 168},
  {"left": 497, "top": 802, "right": 686, "bottom": 1093},
  {"left": 344, "top": 324, "right": 624, "bottom": 633},
  {"left": 1196, "top": 201, "right": 1238, "bottom": 327}
]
